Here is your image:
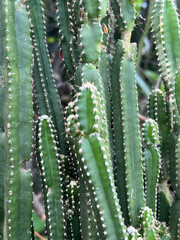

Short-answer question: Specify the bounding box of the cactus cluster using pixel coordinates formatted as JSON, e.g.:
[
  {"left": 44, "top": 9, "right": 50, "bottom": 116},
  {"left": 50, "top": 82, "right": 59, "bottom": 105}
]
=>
[{"left": 0, "top": 0, "right": 180, "bottom": 239}]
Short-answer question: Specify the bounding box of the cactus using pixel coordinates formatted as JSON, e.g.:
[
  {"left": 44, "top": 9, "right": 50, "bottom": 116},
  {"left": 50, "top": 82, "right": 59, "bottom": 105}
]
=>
[
  {"left": 142, "top": 119, "right": 160, "bottom": 214},
  {"left": 2, "top": 0, "right": 33, "bottom": 239},
  {"left": 36, "top": 115, "right": 65, "bottom": 239},
  {"left": 0, "top": 0, "right": 180, "bottom": 239}
]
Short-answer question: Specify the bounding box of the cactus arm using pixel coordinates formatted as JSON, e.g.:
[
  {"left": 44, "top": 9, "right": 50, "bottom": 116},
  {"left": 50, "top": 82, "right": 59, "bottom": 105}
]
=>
[
  {"left": 118, "top": 0, "right": 135, "bottom": 33},
  {"left": 99, "top": 51, "right": 111, "bottom": 128},
  {"left": 160, "top": 0, "right": 180, "bottom": 77},
  {"left": 110, "top": 40, "right": 129, "bottom": 224},
  {"left": 151, "top": 0, "right": 170, "bottom": 89},
  {"left": 19, "top": 170, "right": 33, "bottom": 240},
  {"left": 80, "top": 21, "right": 103, "bottom": 64},
  {"left": 173, "top": 135, "right": 180, "bottom": 199},
  {"left": 175, "top": 68, "right": 180, "bottom": 115},
  {"left": 76, "top": 83, "right": 104, "bottom": 135},
  {"left": 15, "top": 4, "right": 33, "bottom": 161},
  {"left": 142, "top": 119, "right": 160, "bottom": 214},
  {"left": 79, "top": 177, "right": 99, "bottom": 240},
  {"left": 32, "top": 53, "right": 49, "bottom": 116},
  {"left": 79, "top": 134, "right": 128, "bottom": 240},
  {"left": 36, "top": 115, "right": 65, "bottom": 239},
  {"left": 79, "top": 178, "right": 90, "bottom": 240},
  {"left": 66, "top": 83, "right": 127, "bottom": 239},
  {"left": 27, "top": 0, "right": 67, "bottom": 155},
  {"left": 66, "top": 180, "right": 82, "bottom": 240},
  {"left": 148, "top": 90, "right": 170, "bottom": 180},
  {"left": 152, "top": 0, "right": 180, "bottom": 91},
  {"left": 143, "top": 147, "right": 160, "bottom": 210},
  {"left": 82, "top": 0, "right": 108, "bottom": 19},
  {"left": 0, "top": 132, "right": 5, "bottom": 239},
  {"left": 99, "top": 51, "right": 114, "bottom": 159},
  {"left": 0, "top": 86, "right": 5, "bottom": 131},
  {"left": 0, "top": 3, "right": 5, "bottom": 236},
  {"left": 109, "top": 0, "right": 125, "bottom": 37},
  {"left": 56, "top": 0, "right": 75, "bottom": 73},
  {"left": 136, "top": 0, "right": 154, "bottom": 68},
  {"left": 0, "top": 0, "right": 4, "bottom": 132},
  {"left": 74, "top": 63, "right": 102, "bottom": 92},
  {"left": 3, "top": 1, "right": 33, "bottom": 239},
  {"left": 173, "top": 68, "right": 180, "bottom": 131},
  {"left": 79, "top": 169, "right": 106, "bottom": 239},
  {"left": 169, "top": 200, "right": 180, "bottom": 240},
  {"left": 119, "top": 46, "right": 145, "bottom": 226}
]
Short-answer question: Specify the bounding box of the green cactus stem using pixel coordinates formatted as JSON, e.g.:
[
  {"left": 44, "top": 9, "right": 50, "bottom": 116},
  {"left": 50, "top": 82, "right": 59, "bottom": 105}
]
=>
[
  {"left": 112, "top": 40, "right": 145, "bottom": 226},
  {"left": 110, "top": 40, "right": 128, "bottom": 224},
  {"left": 78, "top": 134, "right": 128, "bottom": 239},
  {"left": 65, "top": 180, "right": 82, "bottom": 240},
  {"left": 0, "top": 1, "right": 4, "bottom": 238},
  {"left": 139, "top": 206, "right": 170, "bottom": 239},
  {"left": 118, "top": 0, "right": 135, "bottom": 33},
  {"left": 36, "top": 115, "right": 65, "bottom": 240},
  {"left": 80, "top": 21, "right": 103, "bottom": 65},
  {"left": 3, "top": 1, "right": 33, "bottom": 239},
  {"left": 79, "top": 178, "right": 99, "bottom": 240},
  {"left": 169, "top": 200, "right": 180, "bottom": 240},
  {"left": 175, "top": 68, "right": 180, "bottom": 116},
  {"left": 152, "top": 0, "right": 180, "bottom": 87},
  {"left": 0, "top": 0, "right": 4, "bottom": 133},
  {"left": 109, "top": 0, "right": 125, "bottom": 40},
  {"left": 148, "top": 89, "right": 170, "bottom": 180},
  {"left": 65, "top": 82, "right": 128, "bottom": 239},
  {"left": 172, "top": 134, "right": 180, "bottom": 199},
  {"left": 56, "top": 0, "right": 76, "bottom": 74},
  {"left": 82, "top": 0, "right": 108, "bottom": 19},
  {"left": 99, "top": 50, "right": 114, "bottom": 162},
  {"left": 27, "top": 0, "right": 67, "bottom": 155},
  {"left": 19, "top": 170, "right": 33, "bottom": 240},
  {"left": 142, "top": 119, "right": 160, "bottom": 214},
  {"left": 0, "top": 132, "right": 5, "bottom": 239}
]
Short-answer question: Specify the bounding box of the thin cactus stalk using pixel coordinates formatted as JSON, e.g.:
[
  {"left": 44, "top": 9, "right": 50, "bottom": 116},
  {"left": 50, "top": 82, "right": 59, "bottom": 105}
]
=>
[
  {"left": 36, "top": 115, "right": 65, "bottom": 239},
  {"left": 2, "top": 0, "right": 33, "bottom": 239},
  {"left": 1, "top": 0, "right": 180, "bottom": 239},
  {"left": 27, "top": 0, "right": 67, "bottom": 155},
  {"left": 142, "top": 119, "right": 160, "bottom": 215}
]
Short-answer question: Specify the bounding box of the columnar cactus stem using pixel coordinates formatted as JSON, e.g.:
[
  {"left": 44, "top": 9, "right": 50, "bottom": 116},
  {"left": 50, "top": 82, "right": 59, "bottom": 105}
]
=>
[
  {"left": 65, "top": 83, "right": 128, "bottom": 239},
  {"left": 56, "top": 0, "right": 76, "bottom": 74},
  {"left": 119, "top": 46, "right": 145, "bottom": 226},
  {"left": 170, "top": 200, "right": 180, "bottom": 240},
  {"left": 27, "top": 0, "right": 67, "bottom": 155},
  {"left": 110, "top": 40, "right": 128, "bottom": 223},
  {"left": 175, "top": 68, "right": 180, "bottom": 116},
  {"left": 36, "top": 115, "right": 65, "bottom": 240},
  {"left": 142, "top": 119, "right": 160, "bottom": 214},
  {"left": 171, "top": 135, "right": 180, "bottom": 200},
  {"left": 0, "top": 1, "right": 5, "bottom": 238},
  {"left": 111, "top": 39, "right": 145, "bottom": 226},
  {"left": 148, "top": 89, "right": 170, "bottom": 180},
  {"left": 2, "top": 0, "right": 33, "bottom": 239},
  {"left": 0, "top": 0, "right": 178, "bottom": 238},
  {"left": 66, "top": 180, "right": 82, "bottom": 240},
  {"left": 0, "top": 132, "right": 5, "bottom": 239},
  {"left": 152, "top": 0, "right": 180, "bottom": 87},
  {"left": 79, "top": 178, "right": 99, "bottom": 240}
]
